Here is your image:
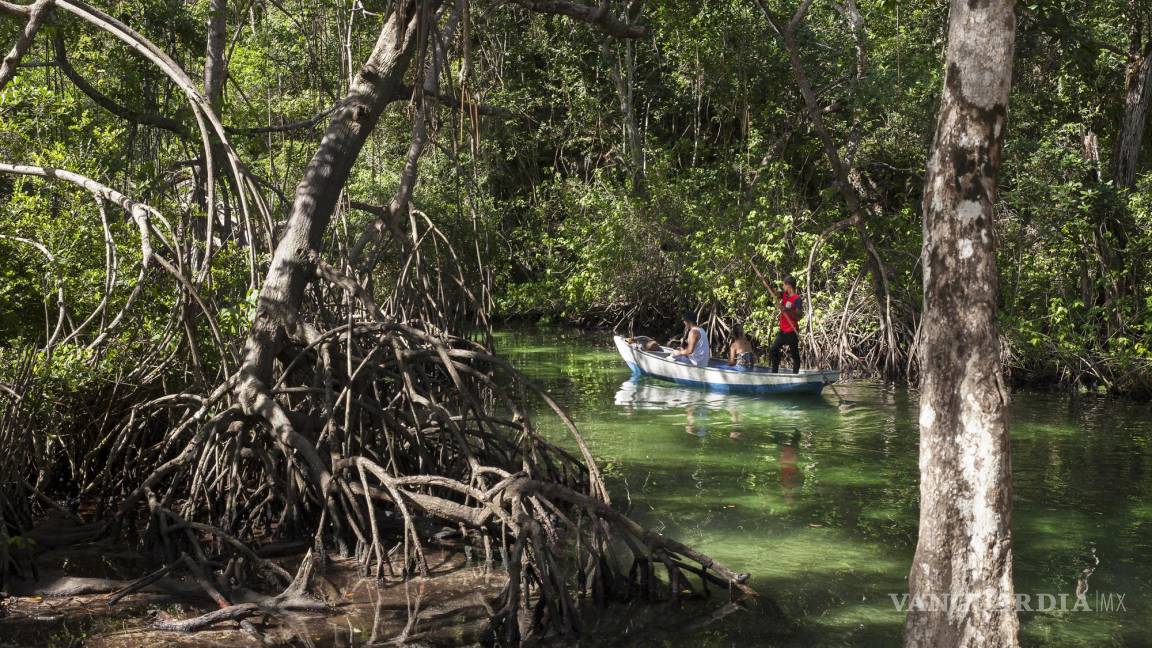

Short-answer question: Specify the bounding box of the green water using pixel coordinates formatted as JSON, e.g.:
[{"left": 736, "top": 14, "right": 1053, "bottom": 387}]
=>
[{"left": 497, "top": 328, "right": 1152, "bottom": 647}]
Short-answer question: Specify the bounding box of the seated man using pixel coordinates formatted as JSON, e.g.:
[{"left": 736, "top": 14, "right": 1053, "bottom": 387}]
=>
[{"left": 671, "top": 313, "right": 710, "bottom": 367}]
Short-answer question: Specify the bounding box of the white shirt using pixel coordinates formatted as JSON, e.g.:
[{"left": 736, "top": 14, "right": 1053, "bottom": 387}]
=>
[{"left": 686, "top": 326, "right": 710, "bottom": 367}]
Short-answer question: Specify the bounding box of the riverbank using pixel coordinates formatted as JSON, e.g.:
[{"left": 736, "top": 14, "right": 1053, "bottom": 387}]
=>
[
  {"left": 0, "top": 525, "right": 505, "bottom": 648},
  {"left": 0, "top": 519, "right": 768, "bottom": 648}
]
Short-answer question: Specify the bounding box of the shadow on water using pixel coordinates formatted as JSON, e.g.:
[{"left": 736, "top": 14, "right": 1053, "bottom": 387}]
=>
[{"left": 496, "top": 328, "right": 1152, "bottom": 648}]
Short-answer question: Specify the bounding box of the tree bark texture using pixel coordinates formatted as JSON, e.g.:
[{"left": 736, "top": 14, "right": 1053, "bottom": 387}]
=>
[
  {"left": 204, "top": 0, "right": 227, "bottom": 110},
  {"left": 1111, "top": 1, "right": 1152, "bottom": 190},
  {"left": 1112, "top": 50, "right": 1152, "bottom": 189},
  {"left": 0, "top": 0, "right": 54, "bottom": 92},
  {"left": 905, "top": 0, "right": 1019, "bottom": 646},
  {"left": 240, "top": 0, "right": 436, "bottom": 387}
]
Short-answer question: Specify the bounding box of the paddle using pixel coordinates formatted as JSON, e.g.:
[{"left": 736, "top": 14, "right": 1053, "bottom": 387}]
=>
[
  {"left": 749, "top": 263, "right": 802, "bottom": 332},
  {"left": 711, "top": 254, "right": 798, "bottom": 336}
]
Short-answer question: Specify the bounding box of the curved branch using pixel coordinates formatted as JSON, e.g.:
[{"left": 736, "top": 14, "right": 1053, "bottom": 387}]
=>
[
  {"left": 0, "top": 0, "right": 30, "bottom": 15},
  {"left": 52, "top": 29, "right": 191, "bottom": 136},
  {"left": 509, "top": 0, "right": 648, "bottom": 38},
  {"left": 0, "top": 163, "right": 155, "bottom": 255},
  {"left": 223, "top": 104, "right": 337, "bottom": 135},
  {"left": 53, "top": 0, "right": 274, "bottom": 284},
  {"left": 0, "top": 0, "right": 54, "bottom": 92}
]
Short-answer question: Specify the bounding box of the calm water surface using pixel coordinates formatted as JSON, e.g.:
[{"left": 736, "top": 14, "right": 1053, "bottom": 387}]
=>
[{"left": 497, "top": 328, "right": 1152, "bottom": 647}]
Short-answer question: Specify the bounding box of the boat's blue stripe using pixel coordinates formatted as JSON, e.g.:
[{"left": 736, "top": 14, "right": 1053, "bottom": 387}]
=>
[{"left": 633, "top": 369, "right": 825, "bottom": 395}]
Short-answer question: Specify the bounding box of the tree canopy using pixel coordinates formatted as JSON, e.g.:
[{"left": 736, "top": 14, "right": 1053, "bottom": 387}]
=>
[{"left": 3, "top": 0, "right": 1150, "bottom": 393}]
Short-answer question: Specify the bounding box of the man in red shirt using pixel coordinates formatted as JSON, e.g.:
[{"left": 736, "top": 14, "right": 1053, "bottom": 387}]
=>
[{"left": 769, "top": 276, "right": 804, "bottom": 373}]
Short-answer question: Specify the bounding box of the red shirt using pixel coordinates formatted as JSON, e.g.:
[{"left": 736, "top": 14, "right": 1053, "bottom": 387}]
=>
[{"left": 779, "top": 292, "right": 801, "bottom": 333}]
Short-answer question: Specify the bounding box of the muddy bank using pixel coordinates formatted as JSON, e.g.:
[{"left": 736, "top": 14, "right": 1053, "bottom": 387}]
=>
[
  {"left": 1, "top": 536, "right": 505, "bottom": 648},
  {"left": 1, "top": 524, "right": 766, "bottom": 648}
]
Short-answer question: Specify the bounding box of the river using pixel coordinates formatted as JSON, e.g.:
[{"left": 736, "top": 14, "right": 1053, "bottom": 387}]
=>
[{"left": 498, "top": 328, "right": 1152, "bottom": 647}]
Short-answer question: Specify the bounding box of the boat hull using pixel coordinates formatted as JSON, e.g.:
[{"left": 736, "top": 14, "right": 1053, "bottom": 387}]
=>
[{"left": 613, "top": 335, "right": 838, "bottom": 395}]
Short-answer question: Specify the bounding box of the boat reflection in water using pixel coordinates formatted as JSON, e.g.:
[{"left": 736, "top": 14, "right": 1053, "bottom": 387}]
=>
[
  {"left": 613, "top": 378, "right": 829, "bottom": 437},
  {"left": 613, "top": 378, "right": 753, "bottom": 411},
  {"left": 614, "top": 378, "right": 809, "bottom": 495}
]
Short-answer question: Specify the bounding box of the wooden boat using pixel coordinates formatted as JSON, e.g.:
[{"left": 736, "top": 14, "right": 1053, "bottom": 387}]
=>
[{"left": 613, "top": 335, "right": 838, "bottom": 395}]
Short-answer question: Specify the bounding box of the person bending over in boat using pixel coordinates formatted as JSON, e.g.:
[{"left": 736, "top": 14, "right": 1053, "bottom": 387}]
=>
[
  {"left": 672, "top": 313, "right": 710, "bottom": 367},
  {"left": 726, "top": 323, "right": 756, "bottom": 370},
  {"left": 768, "top": 276, "right": 804, "bottom": 374},
  {"left": 625, "top": 335, "right": 662, "bottom": 352}
]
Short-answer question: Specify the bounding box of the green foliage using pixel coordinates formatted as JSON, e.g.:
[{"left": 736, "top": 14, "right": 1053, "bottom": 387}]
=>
[{"left": 0, "top": 0, "right": 1150, "bottom": 394}]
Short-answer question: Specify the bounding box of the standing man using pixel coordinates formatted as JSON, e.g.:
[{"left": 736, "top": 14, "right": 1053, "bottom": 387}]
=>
[{"left": 769, "top": 276, "right": 804, "bottom": 374}]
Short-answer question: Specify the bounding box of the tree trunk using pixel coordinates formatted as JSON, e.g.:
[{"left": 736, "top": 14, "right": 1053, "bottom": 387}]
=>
[
  {"left": 204, "top": 0, "right": 227, "bottom": 110},
  {"left": 905, "top": 0, "right": 1018, "bottom": 646},
  {"left": 1111, "top": 50, "right": 1152, "bottom": 189},
  {"left": 609, "top": 35, "right": 644, "bottom": 194},
  {"left": 1111, "top": 0, "right": 1152, "bottom": 190},
  {"left": 240, "top": 1, "right": 433, "bottom": 388}
]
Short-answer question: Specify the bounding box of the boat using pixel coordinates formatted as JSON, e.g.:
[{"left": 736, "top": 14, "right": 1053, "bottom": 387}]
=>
[{"left": 613, "top": 335, "right": 838, "bottom": 395}]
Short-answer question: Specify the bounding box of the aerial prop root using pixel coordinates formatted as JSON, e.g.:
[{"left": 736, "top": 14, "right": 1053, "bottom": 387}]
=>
[{"left": 112, "top": 320, "right": 756, "bottom": 642}]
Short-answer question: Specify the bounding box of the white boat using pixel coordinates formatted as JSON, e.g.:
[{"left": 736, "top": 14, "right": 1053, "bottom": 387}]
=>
[{"left": 613, "top": 335, "right": 838, "bottom": 396}]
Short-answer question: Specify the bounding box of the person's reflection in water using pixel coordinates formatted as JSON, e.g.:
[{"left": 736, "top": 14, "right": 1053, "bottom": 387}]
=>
[
  {"left": 726, "top": 404, "right": 744, "bottom": 439},
  {"left": 775, "top": 429, "right": 804, "bottom": 502},
  {"left": 685, "top": 405, "right": 709, "bottom": 437},
  {"left": 682, "top": 399, "right": 744, "bottom": 439}
]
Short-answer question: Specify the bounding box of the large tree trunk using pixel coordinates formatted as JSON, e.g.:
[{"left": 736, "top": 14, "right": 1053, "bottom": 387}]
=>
[
  {"left": 1112, "top": 50, "right": 1152, "bottom": 189},
  {"left": 905, "top": 0, "right": 1019, "bottom": 646},
  {"left": 240, "top": 1, "right": 434, "bottom": 388},
  {"left": 1111, "top": 0, "right": 1152, "bottom": 190},
  {"left": 204, "top": 0, "right": 227, "bottom": 110}
]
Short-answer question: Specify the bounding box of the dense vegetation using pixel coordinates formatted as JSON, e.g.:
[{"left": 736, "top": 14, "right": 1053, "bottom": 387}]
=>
[
  {"left": 1, "top": 2, "right": 764, "bottom": 643},
  {"left": 1, "top": 0, "right": 1148, "bottom": 643},
  {"left": 476, "top": 0, "right": 1152, "bottom": 394},
  {"left": 4, "top": 0, "right": 1149, "bottom": 398}
]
